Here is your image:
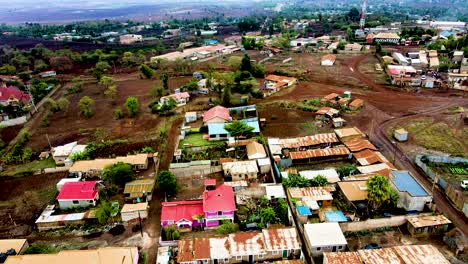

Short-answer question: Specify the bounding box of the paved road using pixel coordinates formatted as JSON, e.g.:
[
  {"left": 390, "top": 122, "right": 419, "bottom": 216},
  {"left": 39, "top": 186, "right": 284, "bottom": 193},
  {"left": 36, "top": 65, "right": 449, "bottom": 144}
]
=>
[{"left": 370, "top": 102, "right": 468, "bottom": 236}]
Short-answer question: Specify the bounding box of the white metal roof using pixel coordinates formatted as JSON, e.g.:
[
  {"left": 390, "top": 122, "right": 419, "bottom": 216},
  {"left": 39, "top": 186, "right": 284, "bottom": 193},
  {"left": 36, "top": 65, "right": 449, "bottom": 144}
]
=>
[
  {"left": 53, "top": 142, "right": 77, "bottom": 157},
  {"left": 304, "top": 223, "right": 347, "bottom": 247},
  {"left": 299, "top": 169, "right": 340, "bottom": 183},
  {"left": 257, "top": 158, "right": 271, "bottom": 166},
  {"left": 357, "top": 163, "right": 393, "bottom": 174},
  {"left": 222, "top": 160, "right": 259, "bottom": 175},
  {"left": 265, "top": 184, "right": 286, "bottom": 199},
  {"left": 210, "top": 237, "right": 231, "bottom": 260}
]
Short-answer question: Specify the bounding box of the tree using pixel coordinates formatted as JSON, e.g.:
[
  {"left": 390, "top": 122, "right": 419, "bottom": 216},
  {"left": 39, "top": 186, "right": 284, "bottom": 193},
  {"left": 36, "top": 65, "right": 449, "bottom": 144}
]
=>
[
  {"left": 160, "top": 73, "right": 169, "bottom": 90},
  {"left": 68, "top": 77, "right": 84, "bottom": 94},
  {"left": 346, "top": 27, "right": 354, "bottom": 42},
  {"left": 104, "top": 85, "right": 118, "bottom": 101},
  {"left": 0, "top": 64, "right": 16, "bottom": 75},
  {"left": 260, "top": 207, "right": 277, "bottom": 226},
  {"left": 56, "top": 97, "right": 70, "bottom": 112},
  {"left": 140, "top": 64, "right": 154, "bottom": 79},
  {"left": 122, "top": 51, "right": 137, "bottom": 67},
  {"left": 150, "top": 84, "right": 165, "bottom": 98},
  {"left": 184, "top": 79, "right": 199, "bottom": 92},
  {"left": 49, "top": 56, "right": 73, "bottom": 72},
  {"left": 337, "top": 164, "right": 356, "bottom": 177},
  {"left": 95, "top": 200, "right": 112, "bottom": 224},
  {"left": 282, "top": 174, "right": 311, "bottom": 188},
  {"left": 157, "top": 171, "right": 179, "bottom": 196},
  {"left": 310, "top": 175, "right": 328, "bottom": 187},
  {"left": 347, "top": 7, "right": 360, "bottom": 22},
  {"left": 102, "top": 162, "right": 135, "bottom": 187},
  {"left": 224, "top": 120, "right": 255, "bottom": 140},
  {"left": 42, "top": 98, "right": 58, "bottom": 112},
  {"left": 240, "top": 54, "right": 252, "bottom": 73},
  {"left": 125, "top": 96, "right": 139, "bottom": 117},
  {"left": 78, "top": 96, "right": 95, "bottom": 118},
  {"left": 162, "top": 225, "right": 180, "bottom": 241},
  {"left": 34, "top": 59, "right": 48, "bottom": 72},
  {"left": 367, "top": 175, "right": 395, "bottom": 210},
  {"left": 275, "top": 198, "right": 289, "bottom": 225},
  {"left": 90, "top": 61, "right": 111, "bottom": 80},
  {"left": 227, "top": 56, "right": 242, "bottom": 70},
  {"left": 141, "top": 146, "right": 154, "bottom": 153},
  {"left": 99, "top": 76, "right": 115, "bottom": 90}
]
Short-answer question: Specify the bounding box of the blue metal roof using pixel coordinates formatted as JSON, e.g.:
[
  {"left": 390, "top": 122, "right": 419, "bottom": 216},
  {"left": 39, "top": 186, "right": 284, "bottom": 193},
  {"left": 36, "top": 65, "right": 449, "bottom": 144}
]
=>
[
  {"left": 207, "top": 119, "right": 260, "bottom": 136},
  {"left": 297, "top": 206, "right": 312, "bottom": 216},
  {"left": 391, "top": 171, "right": 428, "bottom": 196},
  {"left": 324, "top": 211, "right": 348, "bottom": 222}
]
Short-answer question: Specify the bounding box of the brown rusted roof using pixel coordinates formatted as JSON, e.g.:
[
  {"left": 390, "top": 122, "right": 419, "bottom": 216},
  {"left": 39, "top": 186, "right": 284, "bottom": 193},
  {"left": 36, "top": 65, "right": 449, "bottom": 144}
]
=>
[
  {"left": 349, "top": 99, "right": 364, "bottom": 108},
  {"left": 228, "top": 232, "right": 265, "bottom": 256},
  {"left": 288, "top": 187, "right": 334, "bottom": 200},
  {"left": 321, "top": 93, "right": 340, "bottom": 102},
  {"left": 337, "top": 180, "right": 368, "bottom": 201},
  {"left": 272, "top": 133, "right": 340, "bottom": 149},
  {"left": 316, "top": 107, "right": 340, "bottom": 115},
  {"left": 334, "top": 127, "right": 365, "bottom": 139},
  {"left": 323, "top": 251, "right": 362, "bottom": 264},
  {"left": 177, "top": 238, "right": 210, "bottom": 263},
  {"left": 289, "top": 147, "right": 350, "bottom": 160},
  {"left": 262, "top": 227, "right": 301, "bottom": 251},
  {"left": 344, "top": 138, "right": 377, "bottom": 152},
  {"left": 407, "top": 214, "right": 451, "bottom": 228},
  {"left": 358, "top": 248, "right": 403, "bottom": 264},
  {"left": 353, "top": 150, "right": 388, "bottom": 165},
  {"left": 392, "top": 244, "right": 450, "bottom": 264},
  {"left": 272, "top": 261, "right": 305, "bottom": 264}
]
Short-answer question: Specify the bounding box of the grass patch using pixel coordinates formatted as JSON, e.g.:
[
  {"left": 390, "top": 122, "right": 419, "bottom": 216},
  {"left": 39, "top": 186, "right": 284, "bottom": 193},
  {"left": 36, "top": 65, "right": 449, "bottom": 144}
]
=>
[
  {"left": 414, "top": 123, "right": 466, "bottom": 157},
  {"left": 448, "top": 106, "right": 465, "bottom": 113},
  {"left": 1, "top": 157, "right": 56, "bottom": 177},
  {"left": 180, "top": 133, "right": 223, "bottom": 148},
  {"left": 401, "top": 117, "right": 434, "bottom": 133},
  {"left": 300, "top": 122, "right": 319, "bottom": 134}
]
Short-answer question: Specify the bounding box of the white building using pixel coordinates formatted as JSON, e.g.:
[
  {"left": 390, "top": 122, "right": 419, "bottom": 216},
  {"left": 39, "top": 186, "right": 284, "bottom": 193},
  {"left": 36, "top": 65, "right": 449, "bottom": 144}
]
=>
[
  {"left": 120, "top": 203, "right": 148, "bottom": 222},
  {"left": 390, "top": 171, "right": 432, "bottom": 211},
  {"left": 304, "top": 222, "right": 347, "bottom": 256}
]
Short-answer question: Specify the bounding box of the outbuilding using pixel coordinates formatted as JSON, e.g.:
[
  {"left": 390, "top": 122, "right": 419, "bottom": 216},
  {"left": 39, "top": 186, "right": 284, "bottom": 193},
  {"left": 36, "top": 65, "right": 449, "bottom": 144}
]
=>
[
  {"left": 321, "top": 54, "right": 336, "bottom": 66},
  {"left": 394, "top": 128, "right": 408, "bottom": 142},
  {"left": 120, "top": 203, "right": 148, "bottom": 223},
  {"left": 304, "top": 222, "right": 347, "bottom": 256}
]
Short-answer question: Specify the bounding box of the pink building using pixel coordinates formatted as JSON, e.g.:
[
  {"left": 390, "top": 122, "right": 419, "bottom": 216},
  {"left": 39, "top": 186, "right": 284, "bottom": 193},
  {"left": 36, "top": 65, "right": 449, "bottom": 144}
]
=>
[
  {"left": 203, "top": 183, "right": 236, "bottom": 228},
  {"left": 161, "top": 200, "right": 204, "bottom": 230}
]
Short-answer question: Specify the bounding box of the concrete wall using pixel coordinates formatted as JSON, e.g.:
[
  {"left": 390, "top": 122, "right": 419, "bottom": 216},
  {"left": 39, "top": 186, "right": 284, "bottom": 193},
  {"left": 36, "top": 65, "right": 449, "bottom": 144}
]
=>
[
  {"left": 121, "top": 209, "right": 148, "bottom": 222},
  {"left": 170, "top": 165, "right": 222, "bottom": 178},
  {"left": 58, "top": 199, "right": 96, "bottom": 210},
  {"left": 339, "top": 215, "right": 407, "bottom": 232},
  {"left": 0, "top": 116, "right": 28, "bottom": 127}
]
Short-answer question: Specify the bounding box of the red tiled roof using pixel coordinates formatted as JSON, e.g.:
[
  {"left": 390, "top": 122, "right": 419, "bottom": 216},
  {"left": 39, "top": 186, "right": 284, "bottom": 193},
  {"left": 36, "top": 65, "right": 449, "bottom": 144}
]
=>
[
  {"left": 203, "top": 184, "right": 236, "bottom": 212},
  {"left": 0, "top": 86, "right": 31, "bottom": 104},
  {"left": 203, "top": 105, "right": 230, "bottom": 123},
  {"left": 56, "top": 181, "right": 98, "bottom": 200},
  {"left": 161, "top": 200, "right": 204, "bottom": 222}
]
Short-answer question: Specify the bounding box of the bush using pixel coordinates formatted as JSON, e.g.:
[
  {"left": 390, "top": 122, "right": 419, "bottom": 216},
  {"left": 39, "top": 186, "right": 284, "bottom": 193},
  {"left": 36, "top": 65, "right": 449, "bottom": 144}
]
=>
[
  {"left": 113, "top": 107, "right": 124, "bottom": 119},
  {"left": 162, "top": 225, "right": 180, "bottom": 241},
  {"left": 216, "top": 221, "right": 239, "bottom": 235},
  {"left": 102, "top": 162, "right": 135, "bottom": 187},
  {"left": 24, "top": 244, "right": 58, "bottom": 254}
]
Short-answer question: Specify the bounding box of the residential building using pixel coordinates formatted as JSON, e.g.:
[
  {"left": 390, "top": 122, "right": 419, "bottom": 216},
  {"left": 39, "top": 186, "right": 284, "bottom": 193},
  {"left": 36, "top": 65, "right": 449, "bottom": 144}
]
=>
[
  {"left": 56, "top": 177, "right": 81, "bottom": 192},
  {"left": 39, "top": 70, "right": 56, "bottom": 78},
  {"left": 289, "top": 147, "right": 350, "bottom": 164},
  {"left": 120, "top": 202, "right": 148, "bottom": 223},
  {"left": 288, "top": 187, "right": 334, "bottom": 207},
  {"left": 315, "top": 107, "right": 339, "bottom": 120},
  {"left": 0, "top": 239, "right": 29, "bottom": 255},
  {"left": 69, "top": 154, "right": 148, "bottom": 177},
  {"left": 337, "top": 180, "right": 368, "bottom": 203},
  {"left": 268, "top": 133, "right": 340, "bottom": 155},
  {"left": 151, "top": 44, "right": 227, "bottom": 61},
  {"left": 119, "top": 34, "right": 142, "bottom": 44},
  {"left": 453, "top": 51, "right": 464, "bottom": 62},
  {"left": 321, "top": 54, "right": 336, "bottom": 66},
  {"left": 353, "top": 150, "right": 389, "bottom": 166},
  {"left": 123, "top": 179, "right": 155, "bottom": 202},
  {"left": 161, "top": 200, "right": 204, "bottom": 230},
  {"left": 332, "top": 117, "right": 346, "bottom": 128},
  {"left": 323, "top": 251, "right": 361, "bottom": 264},
  {"left": 343, "top": 138, "right": 377, "bottom": 152},
  {"left": 52, "top": 141, "right": 87, "bottom": 166},
  {"left": 407, "top": 214, "right": 451, "bottom": 236},
  {"left": 448, "top": 73, "right": 468, "bottom": 91},
  {"left": 334, "top": 127, "right": 365, "bottom": 140},
  {"left": 345, "top": 43, "right": 363, "bottom": 52},
  {"left": 430, "top": 21, "right": 466, "bottom": 30},
  {"left": 246, "top": 141, "right": 267, "bottom": 160},
  {"left": 56, "top": 181, "right": 99, "bottom": 209},
  {"left": 299, "top": 169, "right": 340, "bottom": 184},
  {"left": 5, "top": 247, "right": 139, "bottom": 264},
  {"left": 207, "top": 118, "right": 260, "bottom": 141},
  {"left": 177, "top": 238, "right": 211, "bottom": 264},
  {"left": 257, "top": 158, "right": 272, "bottom": 174},
  {"left": 265, "top": 184, "right": 287, "bottom": 200},
  {"left": 304, "top": 222, "right": 347, "bottom": 256},
  {"left": 203, "top": 184, "right": 236, "bottom": 228},
  {"left": 0, "top": 86, "right": 31, "bottom": 106},
  {"left": 373, "top": 32, "right": 400, "bottom": 44},
  {"left": 262, "top": 228, "right": 302, "bottom": 260},
  {"left": 390, "top": 170, "right": 432, "bottom": 211},
  {"left": 392, "top": 52, "right": 409, "bottom": 65},
  {"left": 349, "top": 99, "right": 364, "bottom": 110},
  {"left": 263, "top": 75, "right": 297, "bottom": 94},
  {"left": 222, "top": 160, "right": 259, "bottom": 181},
  {"left": 321, "top": 93, "right": 340, "bottom": 104},
  {"left": 159, "top": 92, "right": 190, "bottom": 106},
  {"left": 203, "top": 105, "right": 231, "bottom": 124},
  {"left": 209, "top": 237, "right": 231, "bottom": 264}
]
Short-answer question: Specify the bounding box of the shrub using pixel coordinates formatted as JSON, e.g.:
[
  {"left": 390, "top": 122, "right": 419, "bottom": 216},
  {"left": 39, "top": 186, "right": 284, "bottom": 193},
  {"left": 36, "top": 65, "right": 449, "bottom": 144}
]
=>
[
  {"left": 113, "top": 107, "right": 124, "bottom": 119},
  {"left": 216, "top": 221, "right": 239, "bottom": 235}
]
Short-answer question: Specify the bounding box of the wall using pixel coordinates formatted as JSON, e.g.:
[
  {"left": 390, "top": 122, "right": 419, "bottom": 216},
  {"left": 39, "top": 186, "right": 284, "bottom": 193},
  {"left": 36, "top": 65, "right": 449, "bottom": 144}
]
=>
[
  {"left": 339, "top": 215, "right": 407, "bottom": 232},
  {"left": 121, "top": 209, "right": 148, "bottom": 222},
  {"left": 58, "top": 199, "right": 95, "bottom": 210},
  {"left": 0, "top": 115, "right": 28, "bottom": 127},
  {"left": 170, "top": 165, "right": 222, "bottom": 178}
]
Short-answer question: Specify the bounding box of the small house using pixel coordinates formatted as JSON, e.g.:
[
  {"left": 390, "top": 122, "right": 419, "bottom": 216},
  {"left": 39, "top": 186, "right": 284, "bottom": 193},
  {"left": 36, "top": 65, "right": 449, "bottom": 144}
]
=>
[
  {"left": 56, "top": 177, "right": 81, "bottom": 191},
  {"left": 257, "top": 158, "right": 272, "bottom": 174},
  {"left": 348, "top": 99, "right": 364, "bottom": 110},
  {"left": 288, "top": 187, "right": 334, "bottom": 207},
  {"left": 373, "top": 32, "right": 400, "bottom": 44},
  {"left": 121, "top": 202, "right": 148, "bottom": 223},
  {"left": 394, "top": 128, "right": 408, "bottom": 142},
  {"left": 345, "top": 43, "right": 362, "bottom": 52},
  {"left": 203, "top": 105, "right": 231, "bottom": 124},
  {"left": 304, "top": 222, "right": 347, "bottom": 256},
  {"left": 39, "top": 71, "right": 56, "bottom": 78},
  {"left": 159, "top": 92, "right": 190, "bottom": 107},
  {"left": 123, "top": 179, "right": 155, "bottom": 202},
  {"left": 265, "top": 184, "right": 287, "bottom": 200},
  {"left": 337, "top": 180, "right": 368, "bottom": 204},
  {"left": 208, "top": 118, "right": 260, "bottom": 141},
  {"left": 316, "top": 107, "right": 339, "bottom": 120},
  {"left": 161, "top": 200, "right": 204, "bottom": 230},
  {"left": 0, "top": 86, "right": 32, "bottom": 106},
  {"left": 246, "top": 141, "right": 267, "bottom": 160},
  {"left": 392, "top": 52, "right": 409, "bottom": 65},
  {"left": 56, "top": 181, "right": 99, "bottom": 209},
  {"left": 453, "top": 51, "right": 464, "bottom": 62},
  {"left": 119, "top": 34, "right": 142, "bottom": 44},
  {"left": 389, "top": 170, "right": 432, "bottom": 211},
  {"left": 263, "top": 75, "right": 297, "bottom": 94},
  {"left": 321, "top": 54, "right": 336, "bottom": 66},
  {"left": 332, "top": 117, "right": 346, "bottom": 128},
  {"left": 407, "top": 214, "right": 451, "bottom": 236},
  {"left": 52, "top": 141, "right": 87, "bottom": 166},
  {"left": 222, "top": 160, "right": 259, "bottom": 181},
  {"left": 185, "top": 111, "right": 197, "bottom": 123}
]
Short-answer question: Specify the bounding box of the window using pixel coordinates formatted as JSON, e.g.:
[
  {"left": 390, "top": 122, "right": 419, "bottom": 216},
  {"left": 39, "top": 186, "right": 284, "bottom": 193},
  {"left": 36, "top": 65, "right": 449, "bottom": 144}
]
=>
[
  {"left": 257, "top": 254, "right": 265, "bottom": 259},
  {"left": 338, "top": 246, "right": 343, "bottom": 249},
  {"left": 236, "top": 256, "right": 242, "bottom": 261},
  {"left": 272, "top": 250, "right": 279, "bottom": 255},
  {"left": 88, "top": 200, "right": 93, "bottom": 203},
  {"left": 167, "top": 220, "right": 174, "bottom": 225},
  {"left": 218, "top": 211, "right": 223, "bottom": 215},
  {"left": 224, "top": 258, "right": 229, "bottom": 263},
  {"left": 72, "top": 200, "right": 79, "bottom": 204},
  {"left": 316, "top": 247, "right": 321, "bottom": 252}
]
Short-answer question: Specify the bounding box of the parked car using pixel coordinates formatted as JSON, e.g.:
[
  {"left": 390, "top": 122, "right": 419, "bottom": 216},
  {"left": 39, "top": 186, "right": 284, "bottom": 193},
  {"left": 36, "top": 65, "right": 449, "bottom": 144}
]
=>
[
  {"left": 461, "top": 180, "right": 468, "bottom": 190},
  {"left": 361, "top": 243, "right": 382, "bottom": 250}
]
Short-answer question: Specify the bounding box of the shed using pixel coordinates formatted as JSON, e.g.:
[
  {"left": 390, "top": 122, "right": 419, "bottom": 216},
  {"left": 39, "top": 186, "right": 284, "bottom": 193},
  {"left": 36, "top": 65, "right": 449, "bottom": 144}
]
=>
[
  {"left": 124, "top": 179, "right": 155, "bottom": 202},
  {"left": 349, "top": 99, "right": 364, "bottom": 110},
  {"left": 332, "top": 117, "right": 346, "bottom": 128},
  {"left": 120, "top": 203, "right": 148, "bottom": 223},
  {"left": 257, "top": 158, "right": 272, "bottom": 174},
  {"left": 265, "top": 184, "right": 286, "bottom": 200},
  {"left": 185, "top": 112, "right": 197, "bottom": 123},
  {"left": 407, "top": 214, "right": 451, "bottom": 236},
  {"left": 321, "top": 54, "right": 336, "bottom": 66},
  {"left": 304, "top": 223, "right": 347, "bottom": 256},
  {"left": 394, "top": 128, "right": 408, "bottom": 142}
]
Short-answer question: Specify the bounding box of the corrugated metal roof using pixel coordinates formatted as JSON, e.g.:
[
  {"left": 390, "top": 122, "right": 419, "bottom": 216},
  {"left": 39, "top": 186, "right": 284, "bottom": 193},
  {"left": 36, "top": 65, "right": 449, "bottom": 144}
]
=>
[
  {"left": 288, "top": 187, "right": 333, "bottom": 200},
  {"left": 304, "top": 223, "right": 347, "bottom": 247},
  {"left": 262, "top": 227, "right": 301, "bottom": 251},
  {"left": 353, "top": 150, "right": 388, "bottom": 165},
  {"left": 344, "top": 138, "right": 377, "bottom": 152},
  {"left": 299, "top": 169, "right": 340, "bottom": 183},
  {"left": 358, "top": 248, "right": 403, "bottom": 264},
  {"left": 407, "top": 214, "right": 451, "bottom": 228},
  {"left": 222, "top": 160, "right": 259, "bottom": 175},
  {"left": 391, "top": 170, "right": 429, "bottom": 197},
  {"left": 334, "top": 127, "right": 365, "bottom": 139},
  {"left": 357, "top": 163, "right": 393, "bottom": 174},
  {"left": 228, "top": 232, "right": 265, "bottom": 256},
  {"left": 270, "top": 133, "right": 339, "bottom": 149},
  {"left": 123, "top": 179, "right": 155, "bottom": 196},
  {"left": 337, "top": 181, "right": 368, "bottom": 202},
  {"left": 392, "top": 245, "right": 450, "bottom": 264},
  {"left": 323, "top": 251, "right": 362, "bottom": 264},
  {"left": 289, "top": 147, "right": 350, "bottom": 160},
  {"left": 209, "top": 237, "right": 231, "bottom": 260}
]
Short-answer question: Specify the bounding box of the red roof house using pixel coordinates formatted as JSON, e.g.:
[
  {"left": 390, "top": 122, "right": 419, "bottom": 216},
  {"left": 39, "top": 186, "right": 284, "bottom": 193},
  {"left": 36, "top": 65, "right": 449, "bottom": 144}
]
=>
[
  {"left": 56, "top": 181, "right": 99, "bottom": 209},
  {"left": 203, "top": 106, "right": 231, "bottom": 124},
  {"left": 161, "top": 200, "right": 204, "bottom": 230},
  {"left": 203, "top": 184, "right": 236, "bottom": 228},
  {"left": 0, "top": 86, "right": 31, "bottom": 105}
]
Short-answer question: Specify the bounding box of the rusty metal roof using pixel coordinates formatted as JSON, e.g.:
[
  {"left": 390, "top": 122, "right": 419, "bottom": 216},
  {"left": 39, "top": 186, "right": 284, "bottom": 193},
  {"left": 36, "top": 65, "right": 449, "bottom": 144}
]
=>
[
  {"left": 353, "top": 150, "right": 388, "bottom": 165},
  {"left": 288, "top": 187, "right": 334, "bottom": 200},
  {"left": 177, "top": 238, "right": 211, "bottom": 263},
  {"left": 323, "top": 252, "right": 362, "bottom": 264},
  {"left": 289, "top": 147, "right": 350, "bottom": 160},
  {"left": 407, "top": 214, "right": 452, "bottom": 228},
  {"left": 334, "top": 127, "right": 365, "bottom": 139},
  {"left": 357, "top": 248, "right": 403, "bottom": 264},
  {"left": 262, "top": 227, "right": 301, "bottom": 251},
  {"left": 392, "top": 245, "right": 450, "bottom": 264},
  {"left": 269, "top": 133, "right": 339, "bottom": 149},
  {"left": 344, "top": 138, "right": 377, "bottom": 152},
  {"left": 228, "top": 232, "right": 265, "bottom": 257}
]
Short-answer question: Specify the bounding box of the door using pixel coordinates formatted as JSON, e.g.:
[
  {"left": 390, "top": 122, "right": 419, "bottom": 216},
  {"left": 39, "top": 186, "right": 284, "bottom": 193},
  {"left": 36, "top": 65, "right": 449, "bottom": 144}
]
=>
[
  {"left": 283, "top": 249, "right": 288, "bottom": 258},
  {"left": 249, "top": 255, "right": 253, "bottom": 264}
]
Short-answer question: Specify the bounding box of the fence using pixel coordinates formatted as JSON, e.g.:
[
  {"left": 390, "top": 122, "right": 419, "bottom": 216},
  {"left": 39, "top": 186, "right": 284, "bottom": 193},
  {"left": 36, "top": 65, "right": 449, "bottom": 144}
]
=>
[
  {"left": 169, "top": 161, "right": 222, "bottom": 178},
  {"left": 339, "top": 215, "right": 407, "bottom": 232},
  {"left": 0, "top": 115, "right": 28, "bottom": 127},
  {"left": 34, "top": 166, "right": 70, "bottom": 175}
]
